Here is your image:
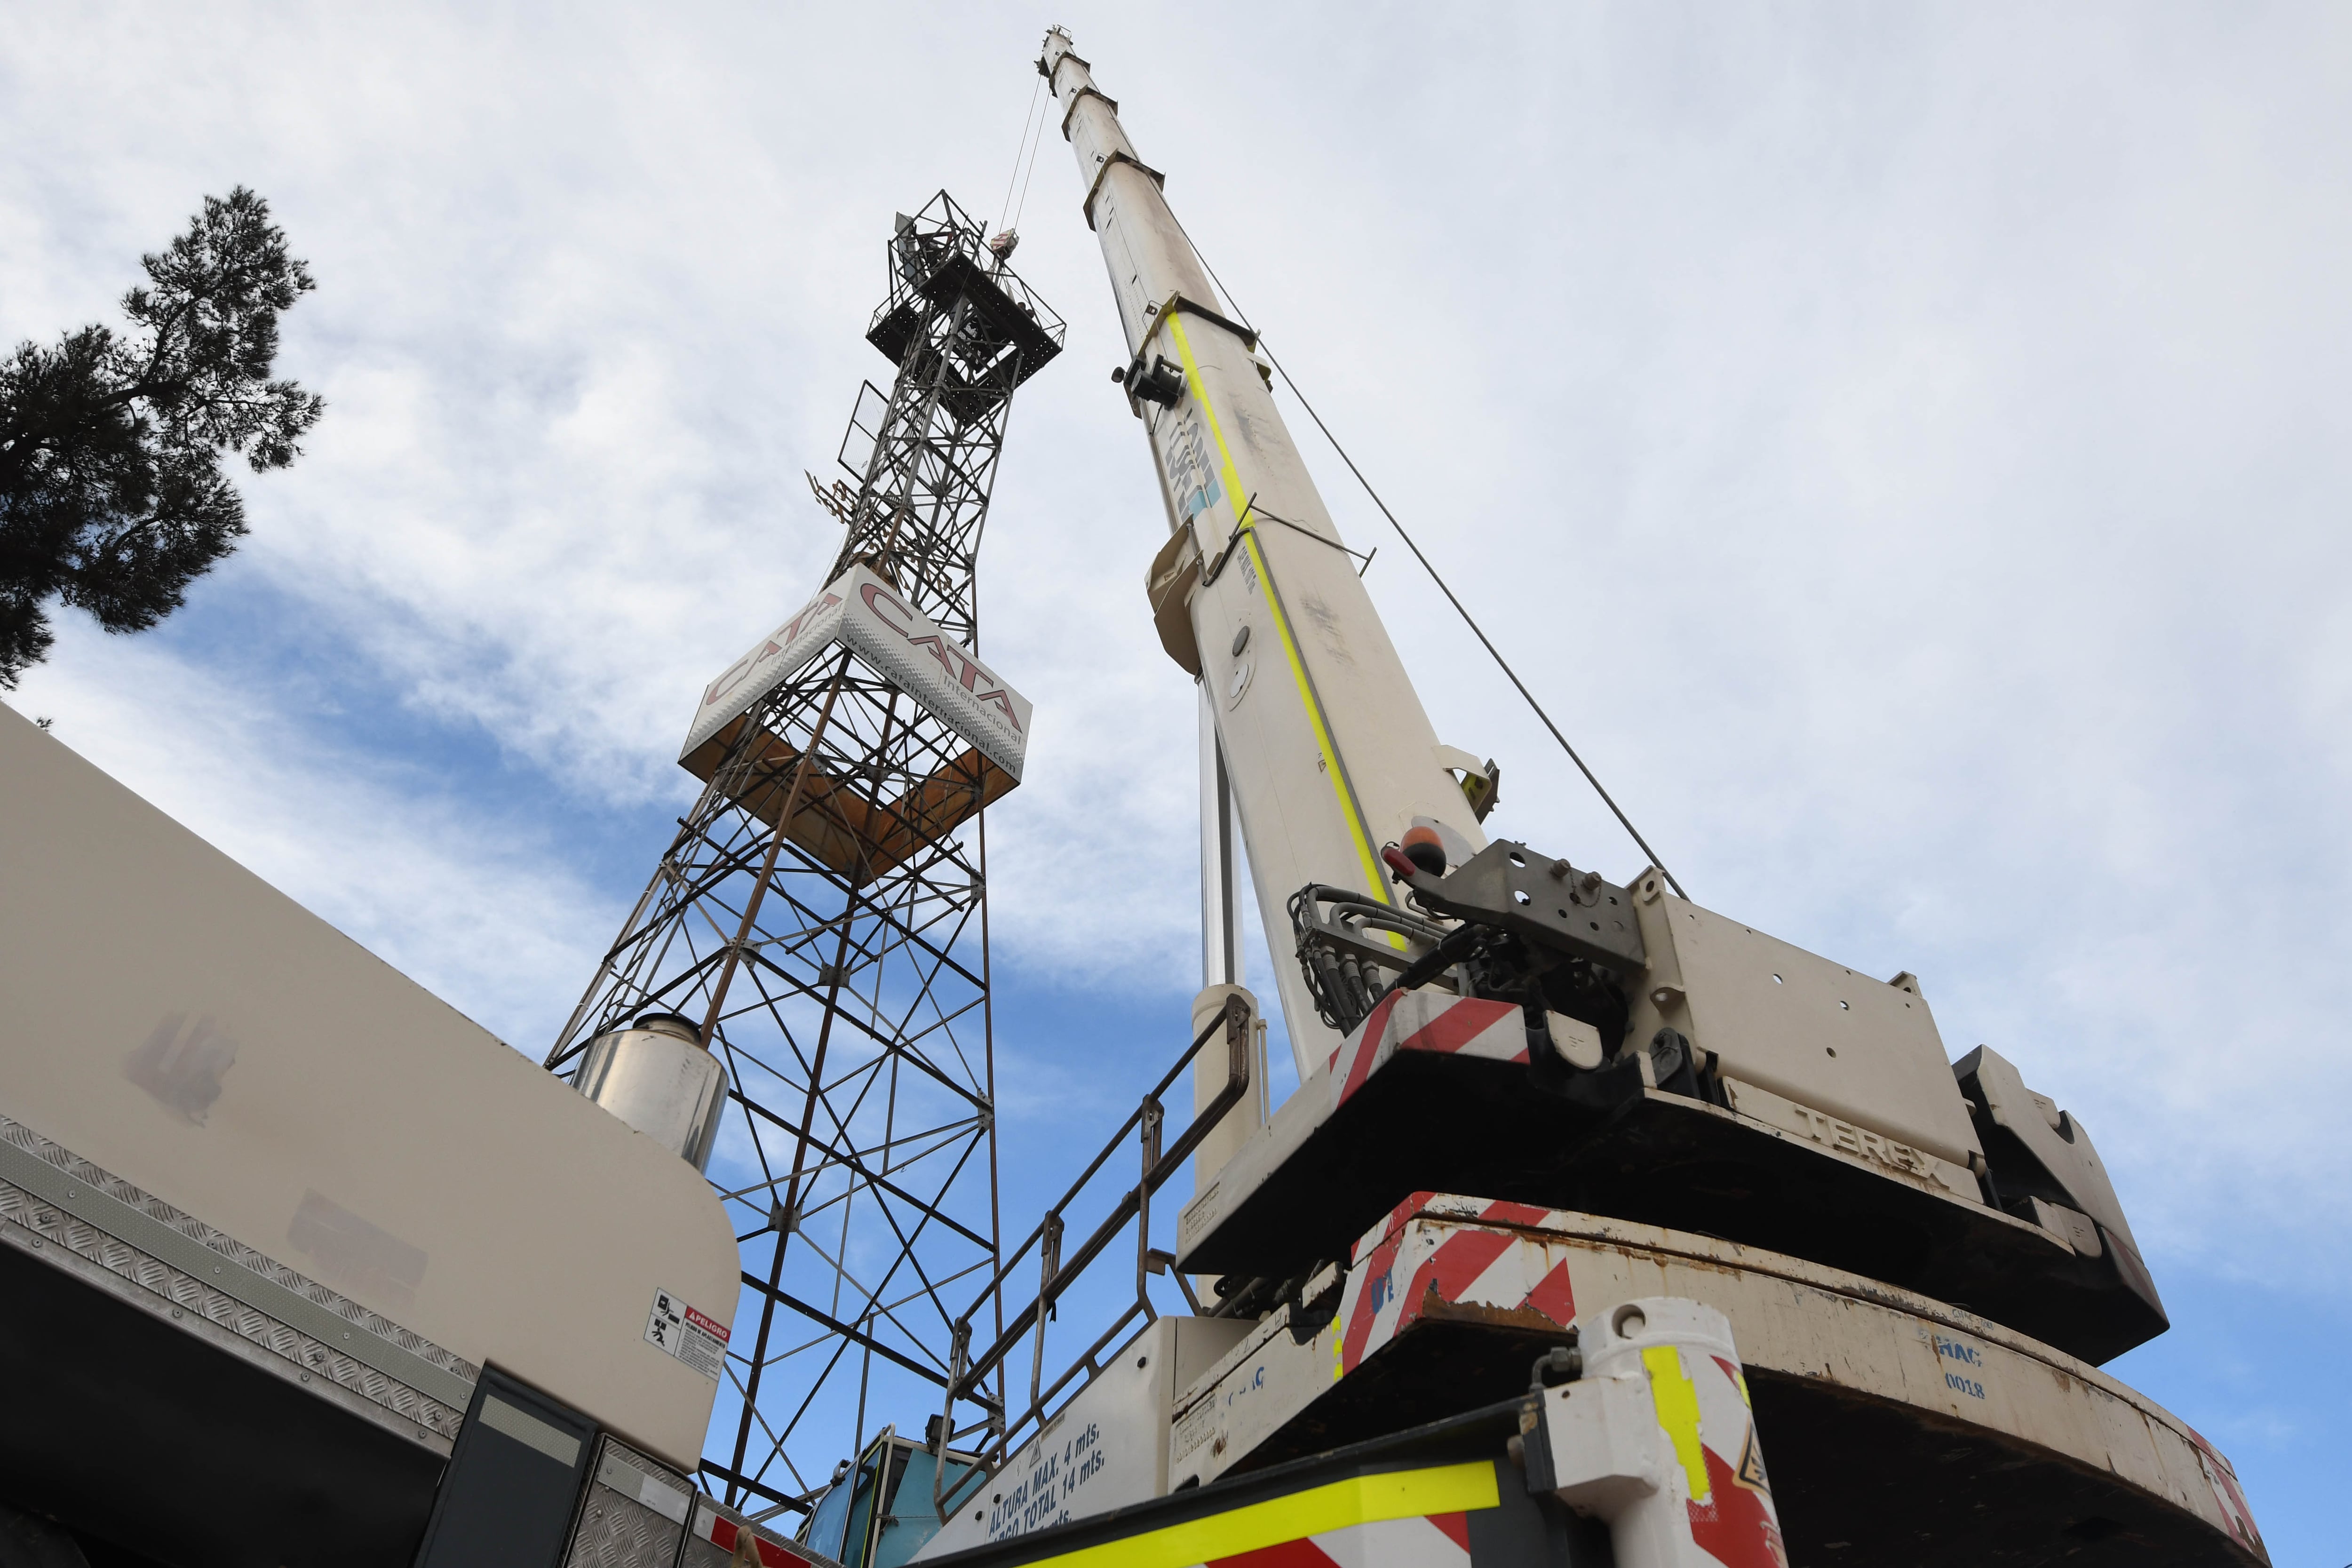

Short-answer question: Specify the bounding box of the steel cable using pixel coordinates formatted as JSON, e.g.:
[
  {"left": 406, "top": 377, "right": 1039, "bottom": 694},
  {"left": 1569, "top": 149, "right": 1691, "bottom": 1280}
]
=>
[
  {"left": 996, "top": 76, "right": 1044, "bottom": 237},
  {"left": 1169, "top": 216, "right": 1691, "bottom": 899}
]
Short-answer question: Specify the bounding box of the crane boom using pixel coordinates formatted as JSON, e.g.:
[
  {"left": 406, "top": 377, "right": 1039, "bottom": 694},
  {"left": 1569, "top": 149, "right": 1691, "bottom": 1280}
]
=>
[
  {"left": 1037, "top": 23, "right": 2170, "bottom": 1379},
  {"left": 1042, "top": 30, "right": 1493, "bottom": 1074}
]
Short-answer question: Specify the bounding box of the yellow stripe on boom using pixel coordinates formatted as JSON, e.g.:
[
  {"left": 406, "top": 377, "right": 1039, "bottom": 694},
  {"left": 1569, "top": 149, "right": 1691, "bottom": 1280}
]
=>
[
  {"left": 1010, "top": 1461, "right": 1499, "bottom": 1568},
  {"left": 1643, "top": 1345, "right": 1711, "bottom": 1504},
  {"left": 1164, "top": 312, "right": 1394, "bottom": 909}
]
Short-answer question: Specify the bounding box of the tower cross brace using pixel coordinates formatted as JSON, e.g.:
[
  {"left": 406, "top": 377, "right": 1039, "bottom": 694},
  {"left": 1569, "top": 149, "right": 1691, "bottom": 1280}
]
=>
[{"left": 549, "top": 191, "right": 1062, "bottom": 1515}]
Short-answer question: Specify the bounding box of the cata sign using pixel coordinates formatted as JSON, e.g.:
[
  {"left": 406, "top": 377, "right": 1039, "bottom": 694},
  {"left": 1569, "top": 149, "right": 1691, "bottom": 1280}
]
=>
[{"left": 681, "top": 565, "right": 1032, "bottom": 780}]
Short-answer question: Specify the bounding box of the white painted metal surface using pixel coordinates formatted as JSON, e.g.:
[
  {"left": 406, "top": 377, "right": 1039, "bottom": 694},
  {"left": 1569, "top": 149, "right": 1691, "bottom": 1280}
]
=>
[
  {"left": 1622, "top": 872, "right": 1985, "bottom": 1172},
  {"left": 913, "top": 1314, "right": 1255, "bottom": 1560},
  {"left": 0, "top": 705, "right": 738, "bottom": 1468},
  {"left": 1532, "top": 1297, "right": 1787, "bottom": 1568},
  {"left": 1044, "top": 29, "right": 1491, "bottom": 1077}
]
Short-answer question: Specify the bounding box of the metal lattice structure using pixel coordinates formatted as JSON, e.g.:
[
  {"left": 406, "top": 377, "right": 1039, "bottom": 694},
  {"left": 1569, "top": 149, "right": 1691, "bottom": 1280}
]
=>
[{"left": 548, "top": 191, "right": 1061, "bottom": 1516}]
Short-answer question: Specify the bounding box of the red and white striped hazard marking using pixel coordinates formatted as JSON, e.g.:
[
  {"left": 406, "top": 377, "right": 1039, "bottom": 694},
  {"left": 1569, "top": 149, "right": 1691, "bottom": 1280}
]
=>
[
  {"left": 1679, "top": 1351, "right": 1786, "bottom": 1568},
  {"left": 1335, "top": 1194, "right": 1577, "bottom": 1377},
  {"left": 1325, "top": 992, "right": 1527, "bottom": 1107},
  {"left": 688, "top": 1501, "right": 823, "bottom": 1568},
  {"left": 1194, "top": 1508, "right": 1472, "bottom": 1567},
  {"left": 2184, "top": 1425, "right": 2264, "bottom": 1556}
]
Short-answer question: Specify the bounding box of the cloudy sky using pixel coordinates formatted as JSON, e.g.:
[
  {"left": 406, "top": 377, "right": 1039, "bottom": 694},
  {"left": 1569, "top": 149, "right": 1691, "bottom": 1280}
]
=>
[{"left": 6, "top": 2, "right": 2347, "bottom": 1553}]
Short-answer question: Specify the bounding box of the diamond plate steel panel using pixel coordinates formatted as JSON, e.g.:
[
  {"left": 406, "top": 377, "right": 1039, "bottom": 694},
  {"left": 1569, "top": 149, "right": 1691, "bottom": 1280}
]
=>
[{"left": 563, "top": 1435, "right": 693, "bottom": 1568}]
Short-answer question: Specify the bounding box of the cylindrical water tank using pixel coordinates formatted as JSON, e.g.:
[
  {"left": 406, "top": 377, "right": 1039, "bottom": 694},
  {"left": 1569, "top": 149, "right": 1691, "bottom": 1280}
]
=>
[{"left": 575, "top": 1013, "right": 727, "bottom": 1171}]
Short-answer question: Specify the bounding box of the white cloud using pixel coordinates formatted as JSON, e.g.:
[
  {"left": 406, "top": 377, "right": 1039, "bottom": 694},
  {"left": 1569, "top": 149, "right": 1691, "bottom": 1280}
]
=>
[{"left": 6, "top": 0, "right": 2351, "bottom": 1315}]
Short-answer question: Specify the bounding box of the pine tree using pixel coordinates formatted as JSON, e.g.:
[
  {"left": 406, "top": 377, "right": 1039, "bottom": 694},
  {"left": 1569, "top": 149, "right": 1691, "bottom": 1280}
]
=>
[{"left": 0, "top": 187, "right": 324, "bottom": 686}]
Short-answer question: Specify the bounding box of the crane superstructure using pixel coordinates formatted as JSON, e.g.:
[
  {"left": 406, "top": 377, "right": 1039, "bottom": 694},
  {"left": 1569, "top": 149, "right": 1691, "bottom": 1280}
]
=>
[
  {"left": 1031, "top": 29, "right": 2165, "bottom": 1348},
  {"left": 889, "top": 30, "right": 2271, "bottom": 1568}
]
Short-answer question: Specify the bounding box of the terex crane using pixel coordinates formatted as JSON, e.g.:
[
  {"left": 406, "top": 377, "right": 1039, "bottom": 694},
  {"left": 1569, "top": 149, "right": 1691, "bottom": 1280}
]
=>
[
  {"left": 870, "top": 29, "right": 2268, "bottom": 1568},
  {"left": 0, "top": 28, "right": 2274, "bottom": 1568}
]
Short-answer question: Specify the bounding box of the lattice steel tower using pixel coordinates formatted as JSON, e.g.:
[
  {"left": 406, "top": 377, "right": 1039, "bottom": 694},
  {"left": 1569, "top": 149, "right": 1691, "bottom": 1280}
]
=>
[{"left": 548, "top": 192, "right": 1062, "bottom": 1516}]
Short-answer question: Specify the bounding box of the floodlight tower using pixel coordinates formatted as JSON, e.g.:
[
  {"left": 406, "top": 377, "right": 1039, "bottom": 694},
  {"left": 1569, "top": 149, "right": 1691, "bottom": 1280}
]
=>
[{"left": 548, "top": 192, "right": 1062, "bottom": 1519}]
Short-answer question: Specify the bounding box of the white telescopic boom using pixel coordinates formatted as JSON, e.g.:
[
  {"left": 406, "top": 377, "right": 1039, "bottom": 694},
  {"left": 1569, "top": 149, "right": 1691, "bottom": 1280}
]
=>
[{"left": 1042, "top": 29, "right": 1489, "bottom": 1076}]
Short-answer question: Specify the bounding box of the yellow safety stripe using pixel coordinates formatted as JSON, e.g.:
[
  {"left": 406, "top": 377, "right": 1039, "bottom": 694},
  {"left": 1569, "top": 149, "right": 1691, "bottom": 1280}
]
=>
[
  {"left": 1643, "top": 1345, "right": 1711, "bottom": 1504},
  {"left": 1164, "top": 312, "right": 1393, "bottom": 907},
  {"left": 1009, "top": 1461, "right": 1499, "bottom": 1568}
]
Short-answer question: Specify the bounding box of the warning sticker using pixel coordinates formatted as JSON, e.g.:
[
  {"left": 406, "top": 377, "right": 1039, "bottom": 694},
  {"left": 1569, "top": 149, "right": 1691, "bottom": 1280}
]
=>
[
  {"left": 1735, "top": 1422, "right": 1772, "bottom": 1494},
  {"left": 645, "top": 1288, "right": 730, "bottom": 1381}
]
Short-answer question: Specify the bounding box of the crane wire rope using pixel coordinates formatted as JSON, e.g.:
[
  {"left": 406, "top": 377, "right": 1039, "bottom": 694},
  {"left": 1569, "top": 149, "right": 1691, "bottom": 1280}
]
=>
[
  {"left": 1169, "top": 216, "right": 1692, "bottom": 901},
  {"left": 996, "top": 75, "right": 1045, "bottom": 237},
  {"left": 1007, "top": 88, "right": 1049, "bottom": 235}
]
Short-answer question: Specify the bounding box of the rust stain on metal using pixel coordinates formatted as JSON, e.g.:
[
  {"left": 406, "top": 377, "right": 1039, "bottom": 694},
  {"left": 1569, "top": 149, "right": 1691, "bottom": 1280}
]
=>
[{"left": 1415, "top": 1286, "right": 1569, "bottom": 1336}]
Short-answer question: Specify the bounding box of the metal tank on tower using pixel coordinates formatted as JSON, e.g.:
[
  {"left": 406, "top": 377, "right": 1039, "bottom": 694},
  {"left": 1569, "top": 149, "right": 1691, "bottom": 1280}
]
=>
[{"left": 548, "top": 191, "right": 1062, "bottom": 1527}]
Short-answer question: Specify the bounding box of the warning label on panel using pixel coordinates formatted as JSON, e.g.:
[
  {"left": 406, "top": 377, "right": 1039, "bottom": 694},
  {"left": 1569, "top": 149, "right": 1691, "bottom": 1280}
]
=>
[{"left": 645, "top": 1288, "right": 729, "bottom": 1381}]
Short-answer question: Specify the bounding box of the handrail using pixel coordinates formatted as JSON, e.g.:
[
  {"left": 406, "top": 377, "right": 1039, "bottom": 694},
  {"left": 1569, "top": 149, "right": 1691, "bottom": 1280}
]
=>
[{"left": 929, "top": 994, "right": 1253, "bottom": 1512}]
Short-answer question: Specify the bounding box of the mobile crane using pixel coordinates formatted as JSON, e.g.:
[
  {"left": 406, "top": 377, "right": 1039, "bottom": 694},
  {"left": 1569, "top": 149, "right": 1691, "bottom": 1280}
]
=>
[
  {"left": 886, "top": 29, "right": 2267, "bottom": 1568},
  {"left": 0, "top": 25, "right": 2273, "bottom": 1568}
]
